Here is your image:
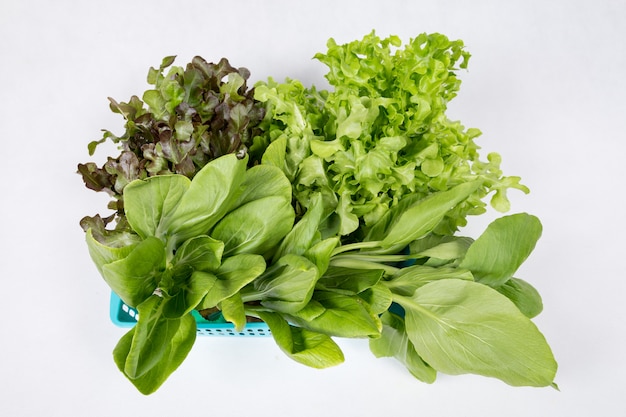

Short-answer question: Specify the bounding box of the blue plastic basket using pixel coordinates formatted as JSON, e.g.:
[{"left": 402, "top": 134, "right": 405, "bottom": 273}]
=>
[{"left": 109, "top": 292, "right": 271, "bottom": 337}]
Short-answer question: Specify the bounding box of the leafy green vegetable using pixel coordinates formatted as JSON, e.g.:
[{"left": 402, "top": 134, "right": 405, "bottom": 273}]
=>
[
  {"left": 316, "top": 266, "right": 384, "bottom": 295},
  {"left": 242, "top": 254, "right": 319, "bottom": 314},
  {"left": 458, "top": 213, "right": 543, "bottom": 286},
  {"left": 197, "top": 254, "right": 266, "bottom": 310},
  {"left": 98, "top": 236, "right": 165, "bottom": 307},
  {"left": 358, "top": 283, "right": 394, "bottom": 316},
  {"left": 78, "top": 56, "right": 265, "bottom": 228},
  {"left": 376, "top": 180, "right": 483, "bottom": 248},
  {"left": 80, "top": 33, "right": 557, "bottom": 394},
  {"left": 219, "top": 292, "right": 247, "bottom": 332},
  {"left": 257, "top": 311, "right": 345, "bottom": 369},
  {"left": 303, "top": 236, "right": 340, "bottom": 276},
  {"left": 162, "top": 270, "right": 216, "bottom": 319},
  {"left": 84, "top": 154, "right": 299, "bottom": 392},
  {"left": 370, "top": 312, "right": 436, "bottom": 383},
  {"left": 123, "top": 174, "right": 190, "bottom": 240},
  {"left": 170, "top": 235, "right": 224, "bottom": 273},
  {"left": 496, "top": 277, "right": 544, "bottom": 318},
  {"left": 232, "top": 164, "right": 293, "bottom": 207},
  {"left": 284, "top": 290, "right": 382, "bottom": 338},
  {"left": 408, "top": 234, "right": 474, "bottom": 266},
  {"left": 394, "top": 279, "right": 557, "bottom": 387},
  {"left": 211, "top": 196, "right": 295, "bottom": 256},
  {"left": 273, "top": 192, "right": 326, "bottom": 261},
  {"left": 113, "top": 296, "right": 196, "bottom": 395},
  {"left": 254, "top": 31, "right": 529, "bottom": 239},
  {"left": 385, "top": 264, "right": 474, "bottom": 297},
  {"left": 165, "top": 153, "right": 248, "bottom": 246},
  {"left": 84, "top": 226, "right": 139, "bottom": 273}
]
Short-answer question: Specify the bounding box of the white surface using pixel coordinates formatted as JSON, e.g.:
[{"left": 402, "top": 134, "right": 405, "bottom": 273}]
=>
[{"left": 1, "top": 0, "right": 625, "bottom": 415}]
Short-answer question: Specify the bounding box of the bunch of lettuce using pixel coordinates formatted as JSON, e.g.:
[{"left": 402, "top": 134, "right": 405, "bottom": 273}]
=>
[
  {"left": 79, "top": 32, "right": 557, "bottom": 395},
  {"left": 78, "top": 56, "right": 264, "bottom": 227},
  {"left": 254, "top": 32, "right": 528, "bottom": 237}
]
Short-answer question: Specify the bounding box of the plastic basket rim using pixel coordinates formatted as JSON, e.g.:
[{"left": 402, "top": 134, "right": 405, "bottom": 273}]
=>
[{"left": 109, "top": 292, "right": 271, "bottom": 334}]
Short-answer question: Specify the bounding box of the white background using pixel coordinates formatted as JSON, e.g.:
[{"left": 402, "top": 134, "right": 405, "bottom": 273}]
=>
[{"left": 1, "top": 0, "right": 625, "bottom": 415}]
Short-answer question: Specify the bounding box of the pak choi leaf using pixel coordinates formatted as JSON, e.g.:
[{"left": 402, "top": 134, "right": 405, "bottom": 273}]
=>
[{"left": 396, "top": 279, "right": 557, "bottom": 387}]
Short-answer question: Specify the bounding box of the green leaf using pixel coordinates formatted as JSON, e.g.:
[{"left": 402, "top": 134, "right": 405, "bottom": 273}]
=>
[
  {"left": 142, "top": 89, "right": 166, "bottom": 117},
  {"left": 364, "top": 192, "right": 425, "bottom": 243},
  {"left": 211, "top": 196, "right": 295, "bottom": 256},
  {"left": 209, "top": 163, "right": 294, "bottom": 256},
  {"left": 87, "top": 138, "right": 106, "bottom": 155},
  {"left": 167, "top": 154, "right": 248, "bottom": 245},
  {"left": 369, "top": 312, "right": 437, "bottom": 383},
  {"left": 379, "top": 180, "right": 482, "bottom": 248},
  {"left": 496, "top": 277, "right": 543, "bottom": 318},
  {"left": 285, "top": 291, "right": 382, "bottom": 338},
  {"left": 100, "top": 237, "right": 165, "bottom": 307},
  {"left": 244, "top": 254, "right": 319, "bottom": 314},
  {"left": 122, "top": 296, "right": 174, "bottom": 379},
  {"left": 220, "top": 72, "right": 246, "bottom": 100},
  {"left": 397, "top": 279, "right": 557, "bottom": 387},
  {"left": 161, "top": 70, "right": 185, "bottom": 114},
  {"left": 409, "top": 235, "right": 474, "bottom": 262},
  {"left": 358, "top": 283, "right": 393, "bottom": 315},
  {"left": 421, "top": 157, "right": 444, "bottom": 177},
  {"left": 273, "top": 192, "right": 325, "bottom": 261},
  {"left": 294, "top": 155, "right": 338, "bottom": 220},
  {"left": 386, "top": 264, "right": 474, "bottom": 297},
  {"left": 336, "top": 96, "right": 374, "bottom": 139},
  {"left": 113, "top": 299, "right": 196, "bottom": 395},
  {"left": 232, "top": 163, "right": 293, "bottom": 208},
  {"left": 174, "top": 120, "right": 194, "bottom": 141},
  {"left": 257, "top": 311, "right": 345, "bottom": 369},
  {"left": 336, "top": 191, "right": 360, "bottom": 235},
  {"left": 303, "top": 237, "right": 340, "bottom": 276},
  {"left": 219, "top": 292, "right": 246, "bottom": 332},
  {"left": 85, "top": 228, "right": 139, "bottom": 274},
  {"left": 162, "top": 270, "right": 217, "bottom": 319},
  {"left": 260, "top": 136, "right": 287, "bottom": 170},
  {"left": 171, "top": 235, "right": 224, "bottom": 273},
  {"left": 316, "top": 266, "right": 384, "bottom": 295},
  {"left": 459, "top": 213, "right": 542, "bottom": 286},
  {"left": 197, "top": 254, "right": 266, "bottom": 309},
  {"left": 272, "top": 32, "right": 515, "bottom": 235},
  {"left": 310, "top": 138, "right": 344, "bottom": 158},
  {"left": 123, "top": 175, "right": 190, "bottom": 240}
]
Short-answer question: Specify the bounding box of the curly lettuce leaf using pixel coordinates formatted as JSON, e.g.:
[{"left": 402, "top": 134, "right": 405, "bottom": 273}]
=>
[{"left": 255, "top": 31, "right": 530, "bottom": 237}]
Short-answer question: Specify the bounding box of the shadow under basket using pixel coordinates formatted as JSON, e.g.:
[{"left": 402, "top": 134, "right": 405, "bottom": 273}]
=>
[{"left": 109, "top": 292, "right": 271, "bottom": 337}]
